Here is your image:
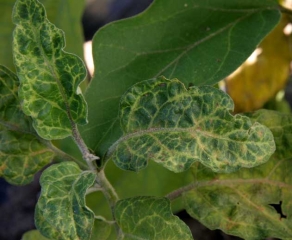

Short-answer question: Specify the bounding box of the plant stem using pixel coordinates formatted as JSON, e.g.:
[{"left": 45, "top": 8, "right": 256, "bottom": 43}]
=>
[
  {"left": 42, "top": 139, "right": 88, "bottom": 170},
  {"left": 96, "top": 170, "right": 122, "bottom": 237},
  {"left": 166, "top": 183, "right": 197, "bottom": 201},
  {"left": 71, "top": 124, "right": 99, "bottom": 171}
]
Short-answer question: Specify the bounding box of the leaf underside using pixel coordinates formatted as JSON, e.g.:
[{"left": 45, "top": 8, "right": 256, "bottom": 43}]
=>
[
  {"left": 0, "top": 65, "right": 54, "bottom": 185},
  {"left": 109, "top": 77, "right": 275, "bottom": 173},
  {"left": 115, "top": 196, "right": 193, "bottom": 239},
  {"left": 184, "top": 110, "right": 292, "bottom": 239},
  {"left": 35, "top": 162, "right": 96, "bottom": 240},
  {"left": 81, "top": 0, "right": 280, "bottom": 159},
  {"left": 12, "top": 0, "right": 87, "bottom": 140}
]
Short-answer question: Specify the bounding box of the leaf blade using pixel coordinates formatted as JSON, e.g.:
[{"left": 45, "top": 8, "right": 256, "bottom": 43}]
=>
[
  {"left": 183, "top": 110, "right": 292, "bottom": 239},
  {"left": 115, "top": 196, "right": 193, "bottom": 239},
  {"left": 0, "top": 65, "right": 54, "bottom": 185},
  {"left": 12, "top": 0, "right": 87, "bottom": 140},
  {"left": 109, "top": 77, "right": 275, "bottom": 173},
  {"left": 35, "top": 162, "right": 96, "bottom": 240},
  {"left": 82, "top": 0, "right": 280, "bottom": 157}
]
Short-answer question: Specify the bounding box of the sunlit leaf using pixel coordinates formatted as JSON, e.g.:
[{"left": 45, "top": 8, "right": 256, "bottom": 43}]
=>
[
  {"left": 115, "top": 196, "right": 193, "bottom": 239},
  {"left": 81, "top": 0, "right": 280, "bottom": 158},
  {"left": 0, "top": 65, "right": 54, "bottom": 185},
  {"left": 12, "top": 0, "right": 87, "bottom": 140},
  {"left": 224, "top": 15, "right": 291, "bottom": 113},
  {"left": 35, "top": 162, "right": 96, "bottom": 240},
  {"left": 108, "top": 77, "right": 275, "bottom": 173},
  {"left": 183, "top": 110, "right": 292, "bottom": 239}
]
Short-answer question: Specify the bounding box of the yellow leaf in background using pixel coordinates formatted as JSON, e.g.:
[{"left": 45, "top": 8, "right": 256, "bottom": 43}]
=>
[{"left": 224, "top": 15, "right": 292, "bottom": 113}]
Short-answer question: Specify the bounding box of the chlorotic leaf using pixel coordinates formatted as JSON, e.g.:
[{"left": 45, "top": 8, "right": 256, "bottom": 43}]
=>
[
  {"left": 0, "top": 65, "right": 54, "bottom": 185},
  {"left": 12, "top": 0, "right": 87, "bottom": 140},
  {"left": 81, "top": 0, "right": 280, "bottom": 158},
  {"left": 35, "top": 162, "right": 96, "bottom": 240},
  {"left": 183, "top": 110, "right": 292, "bottom": 239},
  {"left": 22, "top": 230, "right": 50, "bottom": 240},
  {"left": 108, "top": 77, "right": 275, "bottom": 173},
  {"left": 115, "top": 196, "right": 193, "bottom": 239}
]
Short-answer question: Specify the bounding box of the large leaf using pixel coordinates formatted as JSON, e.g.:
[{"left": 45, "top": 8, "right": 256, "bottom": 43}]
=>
[
  {"left": 35, "top": 162, "right": 96, "bottom": 240},
  {"left": 115, "top": 196, "right": 193, "bottom": 239},
  {"left": 81, "top": 0, "right": 280, "bottom": 157},
  {"left": 0, "top": 65, "right": 54, "bottom": 185},
  {"left": 0, "top": 0, "right": 85, "bottom": 71},
  {"left": 183, "top": 110, "right": 292, "bottom": 239},
  {"left": 12, "top": 0, "right": 87, "bottom": 140},
  {"left": 108, "top": 77, "right": 275, "bottom": 173}
]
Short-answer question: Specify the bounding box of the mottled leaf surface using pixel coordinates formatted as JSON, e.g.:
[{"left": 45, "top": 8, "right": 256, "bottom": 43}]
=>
[
  {"left": 0, "top": 0, "right": 85, "bottom": 71},
  {"left": 184, "top": 110, "right": 292, "bottom": 239},
  {"left": 115, "top": 196, "right": 192, "bottom": 239},
  {"left": 108, "top": 77, "right": 275, "bottom": 173},
  {"left": 0, "top": 65, "right": 54, "bottom": 185},
  {"left": 35, "top": 162, "right": 95, "bottom": 240},
  {"left": 12, "top": 0, "right": 87, "bottom": 140},
  {"left": 82, "top": 0, "right": 280, "bottom": 158},
  {"left": 22, "top": 230, "right": 50, "bottom": 240}
]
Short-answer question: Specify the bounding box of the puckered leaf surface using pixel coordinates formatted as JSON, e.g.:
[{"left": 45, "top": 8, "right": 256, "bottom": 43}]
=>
[
  {"left": 0, "top": 65, "right": 54, "bottom": 185},
  {"left": 183, "top": 110, "right": 292, "bottom": 239},
  {"left": 35, "top": 162, "right": 96, "bottom": 240},
  {"left": 115, "top": 196, "right": 192, "bottom": 239},
  {"left": 12, "top": 0, "right": 87, "bottom": 140},
  {"left": 108, "top": 77, "right": 275, "bottom": 173},
  {"left": 81, "top": 0, "right": 280, "bottom": 159}
]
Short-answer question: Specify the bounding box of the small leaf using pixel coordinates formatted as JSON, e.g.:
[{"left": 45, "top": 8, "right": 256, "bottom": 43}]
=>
[
  {"left": 81, "top": 0, "right": 280, "bottom": 158},
  {"left": 35, "top": 162, "right": 96, "bottom": 240},
  {"left": 12, "top": 0, "right": 87, "bottom": 140},
  {"left": 115, "top": 196, "right": 193, "bottom": 239},
  {"left": 0, "top": 65, "right": 54, "bottom": 185},
  {"left": 109, "top": 77, "right": 275, "bottom": 173},
  {"left": 22, "top": 230, "right": 50, "bottom": 240},
  {"left": 183, "top": 110, "right": 292, "bottom": 239}
]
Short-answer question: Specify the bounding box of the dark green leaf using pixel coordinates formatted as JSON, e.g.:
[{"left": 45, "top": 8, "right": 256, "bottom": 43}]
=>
[
  {"left": 82, "top": 0, "right": 280, "bottom": 157},
  {"left": 22, "top": 230, "right": 50, "bottom": 240},
  {"left": 0, "top": 65, "right": 54, "bottom": 185},
  {"left": 108, "top": 77, "right": 275, "bottom": 173},
  {"left": 115, "top": 196, "right": 193, "bottom": 239},
  {"left": 90, "top": 219, "right": 113, "bottom": 240},
  {"left": 35, "top": 162, "right": 96, "bottom": 240},
  {"left": 183, "top": 110, "right": 292, "bottom": 239},
  {"left": 12, "top": 0, "right": 87, "bottom": 140}
]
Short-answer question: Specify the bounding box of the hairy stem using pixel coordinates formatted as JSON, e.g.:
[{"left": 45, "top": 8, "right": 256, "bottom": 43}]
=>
[{"left": 71, "top": 124, "right": 99, "bottom": 171}]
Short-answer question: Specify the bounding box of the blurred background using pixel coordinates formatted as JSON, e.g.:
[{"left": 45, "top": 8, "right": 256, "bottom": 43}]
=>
[{"left": 0, "top": 0, "right": 292, "bottom": 239}]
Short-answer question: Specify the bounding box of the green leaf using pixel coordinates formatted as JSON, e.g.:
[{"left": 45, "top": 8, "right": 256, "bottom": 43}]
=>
[
  {"left": 115, "top": 196, "right": 193, "bottom": 239},
  {"left": 0, "top": 0, "right": 85, "bottom": 71},
  {"left": 0, "top": 65, "right": 54, "bottom": 185},
  {"left": 90, "top": 219, "right": 113, "bottom": 240},
  {"left": 35, "top": 162, "right": 96, "bottom": 240},
  {"left": 108, "top": 77, "right": 275, "bottom": 173},
  {"left": 81, "top": 0, "right": 280, "bottom": 157},
  {"left": 183, "top": 110, "right": 292, "bottom": 239},
  {"left": 12, "top": 0, "right": 87, "bottom": 140},
  {"left": 245, "top": 109, "right": 292, "bottom": 159},
  {"left": 22, "top": 230, "right": 50, "bottom": 240}
]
